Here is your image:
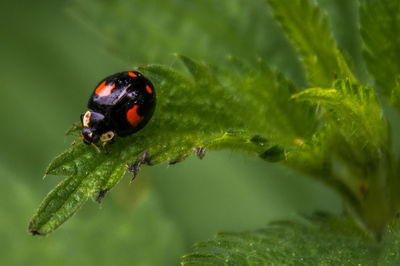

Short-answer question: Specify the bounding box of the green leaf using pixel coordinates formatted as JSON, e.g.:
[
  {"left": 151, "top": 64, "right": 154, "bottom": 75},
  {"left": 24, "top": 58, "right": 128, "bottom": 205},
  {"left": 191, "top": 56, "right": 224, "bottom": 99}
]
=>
[
  {"left": 183, "top": 212, "right": 400, "bottom": 265},
  {"left": 266, "top": 0, "right": 355, "bottom": 87},
  {"left": 360, "top": 0, "right": 400, "bottom": 110},
  {"left": 182, "top": 212, "right": 381, "bottom": 265},
  {"left": 292, "top": 79, "right": 387, "bottom": 151},
  {"left": 290, "top": 79, "right": 396, "bottom": 234},
  {"left": 68, "top": 0, "right": 276, "bottom": 66},
  {"left": 29, "top": 56, "right": 316, "bottom": 235}
]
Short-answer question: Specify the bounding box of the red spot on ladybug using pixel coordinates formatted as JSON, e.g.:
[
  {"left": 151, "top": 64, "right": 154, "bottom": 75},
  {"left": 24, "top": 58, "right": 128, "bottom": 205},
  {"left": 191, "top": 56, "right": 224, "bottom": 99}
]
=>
[
  {"left": 145, "top": 85, "right": 153, "bottom": 94},
  {"left": 95, "top": 81, "right": 115, "bottom": 97},
  {"left": 126, "top": 105, "right": 143, "bottom": 127},
  {"left": 128, "top": 72, "right": 137, "bottom": 78}
]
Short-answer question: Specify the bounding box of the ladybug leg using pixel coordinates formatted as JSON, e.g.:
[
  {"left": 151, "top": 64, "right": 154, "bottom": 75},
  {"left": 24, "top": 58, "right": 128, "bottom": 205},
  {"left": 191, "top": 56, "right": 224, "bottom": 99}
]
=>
[
  {"left": 79, "top": 132, "right": 101, "bottom": 153},
  {"left": 102, "top": 142, "right": 109, "bottom": 154},
  {"left": 71, "top": 134, "right": 85, "bottom": 146},
  {"left": 65, "top": 123, "right": 84, "bottom": 136},
  {"left": 100, "top": 131, "right": 115, "bottom": 153},
  {"left": 102, "top": 141, "right": 110, "bottom": 154},
  {"left": 90, "top": 143, "right": 101, "bottom": 153},
  {"left": 71, "top": 135, "right": 81, "bottom": 145},
  {"left": 102, "top": 138, "right": 115, "bottom": 154}
]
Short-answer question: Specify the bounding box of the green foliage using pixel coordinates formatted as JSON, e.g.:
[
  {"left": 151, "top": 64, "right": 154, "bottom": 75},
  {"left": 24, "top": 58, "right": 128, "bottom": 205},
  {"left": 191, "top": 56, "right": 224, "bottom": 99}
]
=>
[
  {"left": 29, "top": 55, "right": 315, "bottom": 235},
  {"left": 27, "top": 0, "right": 400, "bottom": 264},
  {"left": 183, "top": 212, "right": 400, "bottom": 265},
  {"left": 360, "top": 0, "right": 400, "bottom": 111},
  {"left": 266, "top": 0, "right": 355, "bottom": 87},
  {"left": 290, "top": 79, "right": 397, "bottom": 233},
  {"left": 293, "top": 79, "right": 388, "bottom": 155},
  {"left": 0, "top": 164, "right": 184, "bottom": 266},
  {"left": 68, "top": 0, "right": 277, "bottom": 67}
]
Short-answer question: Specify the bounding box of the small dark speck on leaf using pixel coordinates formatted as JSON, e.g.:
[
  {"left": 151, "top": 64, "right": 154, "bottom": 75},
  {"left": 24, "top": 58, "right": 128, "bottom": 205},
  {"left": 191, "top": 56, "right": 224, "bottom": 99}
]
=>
[
  {"left": 28, "top": 223, "right": 45, "bottom": 236},
  {"left": 96, "top": 189, "right": 108, "bottom": 203},
  {"left": 250, "top": 135, "right": 268, "bottom": 146},
  {"left": 359, "top": 183, "right": 367, "bottom": 197},
  {"left": 126, "top": 150, "right": 152, "bottom": 181},
  {"left": 259, "top": 145, "right": 285, "bottom": 162},
  {"left": 195, "top": 147, "right": 206, "bottom": 159}
]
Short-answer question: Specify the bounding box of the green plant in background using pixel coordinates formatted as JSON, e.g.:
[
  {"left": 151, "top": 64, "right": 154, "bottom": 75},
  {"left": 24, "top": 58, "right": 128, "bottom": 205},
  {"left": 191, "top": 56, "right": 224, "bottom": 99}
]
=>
[{"left": 28, "top": 0, "right": 400, "bottom": 264}]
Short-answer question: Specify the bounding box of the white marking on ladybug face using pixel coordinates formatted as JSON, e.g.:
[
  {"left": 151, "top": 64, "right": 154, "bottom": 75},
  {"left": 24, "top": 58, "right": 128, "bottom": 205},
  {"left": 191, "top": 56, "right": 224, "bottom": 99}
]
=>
[
  {"left": 83, "top": 111, "right": 91, "bottom": 127},
  {"left": 100, "top": 131, "right": 114, "bottom": 142}
]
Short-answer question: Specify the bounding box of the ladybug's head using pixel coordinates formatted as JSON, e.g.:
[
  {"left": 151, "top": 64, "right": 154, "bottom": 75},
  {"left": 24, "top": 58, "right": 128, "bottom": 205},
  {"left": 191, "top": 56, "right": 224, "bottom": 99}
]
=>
[
  {"left": 82, "top": 127, "right": 100, "bottom": 144},
  {"left": 81, "top": 111, "right": 114, "bottom": 144}
]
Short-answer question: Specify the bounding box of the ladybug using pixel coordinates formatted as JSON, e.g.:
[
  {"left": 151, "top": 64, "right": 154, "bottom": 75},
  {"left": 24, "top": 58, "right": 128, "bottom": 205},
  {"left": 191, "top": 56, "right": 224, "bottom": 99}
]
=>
[{"left": 81, "top": 71, "right": 156, "bottom": 145}]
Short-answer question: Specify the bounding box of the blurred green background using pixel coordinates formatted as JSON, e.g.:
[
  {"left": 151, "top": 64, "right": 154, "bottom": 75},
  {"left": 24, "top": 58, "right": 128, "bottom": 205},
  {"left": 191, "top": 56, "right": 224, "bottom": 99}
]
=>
[{"left": 0, "top": 0, "right": 363, "bottom": 265}]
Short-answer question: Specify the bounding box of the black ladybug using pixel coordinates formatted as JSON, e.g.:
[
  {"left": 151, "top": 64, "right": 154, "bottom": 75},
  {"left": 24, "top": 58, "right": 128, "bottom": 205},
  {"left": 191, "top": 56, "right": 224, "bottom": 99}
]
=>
[{"left": 81, "top": 71, "right": 156, "bottom": 145}]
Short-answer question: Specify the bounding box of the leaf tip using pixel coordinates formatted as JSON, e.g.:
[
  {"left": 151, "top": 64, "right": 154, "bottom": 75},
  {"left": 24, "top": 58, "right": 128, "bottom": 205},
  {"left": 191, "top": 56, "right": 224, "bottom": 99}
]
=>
[
  {"left": 176, "top": 54, "right": 198, "bottom": 70},
  {"left": 28, "top": 222, "right": 46, "bottom": 236}
]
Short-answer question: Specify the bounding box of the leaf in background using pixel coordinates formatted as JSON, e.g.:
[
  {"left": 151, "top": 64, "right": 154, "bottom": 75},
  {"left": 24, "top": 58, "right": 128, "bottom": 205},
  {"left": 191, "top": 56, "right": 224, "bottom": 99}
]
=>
[
  {"left": 360, "top": 0, "right": 400, "bottom": 111},
  {"left": 68, "top": 0, "right": 277, "bottom": 66},
  {"left": 290, "top": 79, "right": 395, "bottom": 234},
  {"left": 182, "top": 212, "right": 380, "bottom": 265},
  {"left": 29, "top": 55, "right": 316, "bottom": 235},
  {"left": 0, "top": 164, "right": 184, "bottom": 265},
  {"left": 292, "top": 79, "right": 387, "bottom": 153},
  {"left": 266, "top": 0, "right": 355, "bottom": 87}
]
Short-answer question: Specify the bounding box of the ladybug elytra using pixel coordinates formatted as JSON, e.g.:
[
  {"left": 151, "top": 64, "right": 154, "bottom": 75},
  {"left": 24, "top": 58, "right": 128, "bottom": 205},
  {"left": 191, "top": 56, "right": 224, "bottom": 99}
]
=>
[{"left": 81, "top": 71, "right": 156, "bottom": 145}]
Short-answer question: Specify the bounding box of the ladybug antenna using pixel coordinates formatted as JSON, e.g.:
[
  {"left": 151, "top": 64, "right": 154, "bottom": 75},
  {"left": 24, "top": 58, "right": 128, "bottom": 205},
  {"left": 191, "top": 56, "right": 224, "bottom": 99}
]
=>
[{"left": 71, "top": 134, "right": 84, "bottom": 146}]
